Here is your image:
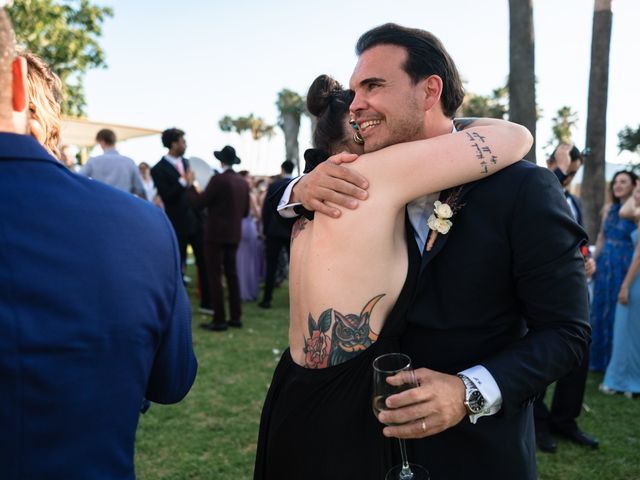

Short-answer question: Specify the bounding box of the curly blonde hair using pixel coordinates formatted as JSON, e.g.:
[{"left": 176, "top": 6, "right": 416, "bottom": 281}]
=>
[{"left": 22, "top": 51, "right": 63, "bottom": 159}]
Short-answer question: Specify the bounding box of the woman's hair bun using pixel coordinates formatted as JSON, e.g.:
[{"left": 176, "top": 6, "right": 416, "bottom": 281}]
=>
[{"left": 306, "top": 74, "right": 343, "bottom": 117}]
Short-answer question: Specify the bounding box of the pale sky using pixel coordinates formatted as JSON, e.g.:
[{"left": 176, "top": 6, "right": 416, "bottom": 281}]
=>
[{"left": 81, "top": 0, "right": 639, "bottom": 176}]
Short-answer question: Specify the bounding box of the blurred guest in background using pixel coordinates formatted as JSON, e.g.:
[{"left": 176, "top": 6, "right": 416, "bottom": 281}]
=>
[
  {"left": 237, "top": 170, "right": 263, "bottom": 301},
  {"left": 152, "top": 128, "right": 212, "bottom": 314},
  {"left": 258, "top": 160, "right": 294, "bottom": 309},
  {"left": 139, "top": 161, "right": 164, "bottom": 208},
  {"left": 59, "top": 144, "right": 78, "bottom": 171},
  {"left": 601, "top": 183, "right": 640, "bottom": 397},
  {"left": 187, "top": 145, "right": 249, "bottom": 331},
  {"left": 256, "top": 178, "right": 268, "bottom": 213},
  {"left": 534, "top": 144, "right": 598, "bottom": 453},
  {"left": 591, "top": 170, "right": 638, "bottom": 372},
  {"left": 79, "top": 128, "right": 146, "bottom": 198}
]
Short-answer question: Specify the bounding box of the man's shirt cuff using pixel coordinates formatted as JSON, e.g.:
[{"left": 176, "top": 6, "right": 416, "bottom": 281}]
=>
[
  {"left": 277, "top": 176, "right": 304, "bottom": 218},
  {"left": 458, "top": 365, "right": 503, "bottom": 424}
]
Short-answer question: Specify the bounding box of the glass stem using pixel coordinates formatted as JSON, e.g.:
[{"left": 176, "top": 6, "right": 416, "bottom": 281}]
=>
[{"left": 397, "top": 438, "right": 414, "bottom": 479}]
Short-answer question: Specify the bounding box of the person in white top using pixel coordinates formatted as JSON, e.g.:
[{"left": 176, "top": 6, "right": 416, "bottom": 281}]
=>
[{"left": 139, "top": 161, "right": 163, "bottom": 208}]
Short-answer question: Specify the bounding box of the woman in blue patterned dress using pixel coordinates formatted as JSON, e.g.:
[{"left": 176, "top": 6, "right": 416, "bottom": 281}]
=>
[
  {"left": 590, "top": 170, "right": 638, "bottom": 372},
  {"left": 601, "top": 185, "right": 640, "bottom": 395}
]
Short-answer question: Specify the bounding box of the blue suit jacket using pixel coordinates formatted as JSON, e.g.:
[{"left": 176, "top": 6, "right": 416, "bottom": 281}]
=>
[{"left": 0, "top": 133, "right": 197, "bottom": 479}]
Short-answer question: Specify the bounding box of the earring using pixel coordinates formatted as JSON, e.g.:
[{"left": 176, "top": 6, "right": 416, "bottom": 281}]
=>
[{"left": 350, "top": 120, "right": 364, "bottom": 145}]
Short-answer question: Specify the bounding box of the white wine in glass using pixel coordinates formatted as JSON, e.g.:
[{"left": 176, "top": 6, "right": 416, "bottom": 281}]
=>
[{"left": 372, "top": 353, "right": 430, "bottom": 480}]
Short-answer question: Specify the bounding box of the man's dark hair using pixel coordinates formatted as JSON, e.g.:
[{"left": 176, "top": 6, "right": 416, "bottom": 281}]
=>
[
  {"left": 161, "top": 128, "right": 185, "bottom": 149},
  {"left": 356, "top": 23, "right": 464, "bottom": 118},
  {"left": 550, "top": 144, "right": 584, "bottom": 164},
  {"left": 96, "top": 129, "right": 116, "bottom": 146},
  {"left": 281, "top": 160, "right": 295, "bottom": 174},
  {"left": 569, "top": 146, "right": 584, "bottom": 163}
]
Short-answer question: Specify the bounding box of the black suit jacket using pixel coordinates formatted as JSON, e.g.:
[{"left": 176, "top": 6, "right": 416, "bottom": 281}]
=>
[
  {"left": 151, "top": 157, "right": 199, "bottom": 237},
  {"left": 402, "top": 162, "right": 590, "bottom": 479},
  {"left": 553, "top": 167, "right": 584, "bottom": 226},
  {"left": 262, "top": 176, "right": 294, "bottom": 240},
  {"left": 566, "top": 192, "right": 583, "bottom": 226}
]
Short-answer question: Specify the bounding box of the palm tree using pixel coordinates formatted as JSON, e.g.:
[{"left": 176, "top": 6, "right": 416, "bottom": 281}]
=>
[
  {"left": 218, "top": 114, "right": 275, "bottom": 172},
  {"left": 218, "top": 114, "right": 275, "bottom": 140},
  {"left": 460, "top": 85, "right": 508, "bottom": 119},
  {"left": 618, "top": 125, "right": 640, "bottom": 156},
  {"left": 618, "top": 124, "right": 640, "bottom": 174},
  {"left": 548, "top": 106, "right": 579, "bottom": 147},
  {"left": 276, "top": 89, "right": 305, "bottom": 175},
  {"left": 508, "top": 0, "right": 536, "bottom": 163},
  {"left": 582, "top": 0, "right": 613, "bottom": 242}
]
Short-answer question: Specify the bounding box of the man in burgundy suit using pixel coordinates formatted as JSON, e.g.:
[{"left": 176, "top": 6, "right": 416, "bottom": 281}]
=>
[{"left": 187, "top": 145, "right": 249, "bottom": 331}]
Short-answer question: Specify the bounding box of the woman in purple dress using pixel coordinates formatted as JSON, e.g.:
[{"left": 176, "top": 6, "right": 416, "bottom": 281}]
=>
[{"left": 237, "top": 171, "right": 263, "bottom": 301}]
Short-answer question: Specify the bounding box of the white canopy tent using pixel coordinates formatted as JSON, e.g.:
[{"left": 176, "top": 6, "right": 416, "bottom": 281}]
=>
[{"left": 60, "top": 116, "right": 161, "bottom": 163}]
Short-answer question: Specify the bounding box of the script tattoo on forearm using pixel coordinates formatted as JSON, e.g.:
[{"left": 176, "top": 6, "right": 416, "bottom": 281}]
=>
[
  {"left": 302, "top": 294, "right": 385, "bottom": 369},
  {"left": 465, "top": 130, "right": 498, "bottom": 174},
  {"left": 291, "top": 217, "right": 308, "bottom": 243}
]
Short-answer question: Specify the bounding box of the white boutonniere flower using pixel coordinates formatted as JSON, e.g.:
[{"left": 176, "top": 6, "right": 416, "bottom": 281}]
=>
[
  {"left": 425, "top": 189, "right": 465, "bottom": 252},
  {"left": 427, "top": 213, "right": 452, "bottom": 235},
  {"left": 433, "top": 200, "right": 453, "bottom": 220}
]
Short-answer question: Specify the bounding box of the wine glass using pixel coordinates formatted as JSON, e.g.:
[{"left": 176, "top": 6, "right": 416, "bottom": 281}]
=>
[{"left": 373, "top": 353, "right": 430, "bottom": 480}]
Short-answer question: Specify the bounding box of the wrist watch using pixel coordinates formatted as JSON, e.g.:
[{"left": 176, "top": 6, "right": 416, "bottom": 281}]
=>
[{"left": 457, "top": 374, "right": 487, "bottom": 415}]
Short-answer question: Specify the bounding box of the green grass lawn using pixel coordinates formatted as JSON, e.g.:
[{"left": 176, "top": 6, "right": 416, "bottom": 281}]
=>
[{"left": 135, "top": 276, "right": 640, "bottom": 479}]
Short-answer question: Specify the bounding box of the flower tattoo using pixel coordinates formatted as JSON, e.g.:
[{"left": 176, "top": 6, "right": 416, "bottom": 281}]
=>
[{"left": 302, "top": 294, "right": 385, "bottom": 368}]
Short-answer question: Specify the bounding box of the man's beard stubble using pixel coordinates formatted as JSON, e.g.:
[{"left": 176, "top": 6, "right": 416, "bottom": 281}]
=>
[{"left": 363, "top": 99, "right": 424, "bottom": 154}]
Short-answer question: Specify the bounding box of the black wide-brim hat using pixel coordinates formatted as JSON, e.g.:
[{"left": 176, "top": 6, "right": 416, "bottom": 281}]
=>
[{"left": 214, "top": 145, "right": 241, "bottom": 165}]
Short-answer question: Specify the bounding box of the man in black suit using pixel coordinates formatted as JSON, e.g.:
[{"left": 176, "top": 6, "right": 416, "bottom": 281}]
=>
[
  {"left": 533, "top": 144, "right": 598, "bottom": 453},
  {"left": 259, "top": 160, "right": 295, "bottom": 309},
  {"left": 272, "top": 24, "right": 590, "bottom": 479},
  {"left": 151, "top": 128, "right": 211, "bottom": 314}
]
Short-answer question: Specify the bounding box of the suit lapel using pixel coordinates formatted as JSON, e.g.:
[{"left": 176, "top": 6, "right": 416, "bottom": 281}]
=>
[
  {"left": 419, "top": 181, "right": 480, "bottom": 275},
  {"left": 159, "top": 157, "right": 180, "bottom": 179}
]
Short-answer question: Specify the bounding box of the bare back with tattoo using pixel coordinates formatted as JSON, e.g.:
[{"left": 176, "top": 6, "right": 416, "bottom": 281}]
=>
[{"left": 288, "top": 125, "right": 530, "bottom": 368}]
